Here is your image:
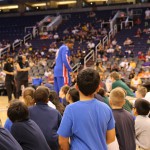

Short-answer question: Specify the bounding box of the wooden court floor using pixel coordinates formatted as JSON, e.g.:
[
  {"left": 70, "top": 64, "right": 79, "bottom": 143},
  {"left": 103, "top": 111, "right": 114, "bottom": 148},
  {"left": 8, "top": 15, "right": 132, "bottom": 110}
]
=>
[{"left": 0, "top": 96, "right": 8, "bottom": 126}]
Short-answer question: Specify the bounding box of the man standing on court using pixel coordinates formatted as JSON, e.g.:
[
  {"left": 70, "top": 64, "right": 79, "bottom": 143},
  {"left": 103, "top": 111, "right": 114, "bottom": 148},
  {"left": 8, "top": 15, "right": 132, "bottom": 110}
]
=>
[
  {"left": 3, "top": 57, "right": 16, "bottom": 102},
  {"left": 54, "top": 39, "right": 74, "bottom": 93}
]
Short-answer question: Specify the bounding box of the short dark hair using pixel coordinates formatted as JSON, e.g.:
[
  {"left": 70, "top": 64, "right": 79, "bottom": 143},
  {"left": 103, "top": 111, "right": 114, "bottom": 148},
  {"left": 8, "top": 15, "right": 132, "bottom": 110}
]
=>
[
  {"left": 34, "top": 86, "right": 49, "bottom": 103},
  {"left": 65, "top": 39, "right": 74, "bottom": 44},
  {"left": 68, "top": 87, "right": 79, "bottom": 102},
  {"left": 77, "top": 68, "right": 100, "bottom": 96},
  {"left": 7, "top": 100, "right": 29, "bottom": 123},
  {"left": 134, "top": 99, "right": 150, "bottom": 115}
]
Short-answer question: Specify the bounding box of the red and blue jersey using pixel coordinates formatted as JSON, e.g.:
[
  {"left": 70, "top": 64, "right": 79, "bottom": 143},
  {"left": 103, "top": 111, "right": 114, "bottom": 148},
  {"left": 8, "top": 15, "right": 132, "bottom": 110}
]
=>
[{"left": 54, "top": 44, "right": 72, "bottom": 80}]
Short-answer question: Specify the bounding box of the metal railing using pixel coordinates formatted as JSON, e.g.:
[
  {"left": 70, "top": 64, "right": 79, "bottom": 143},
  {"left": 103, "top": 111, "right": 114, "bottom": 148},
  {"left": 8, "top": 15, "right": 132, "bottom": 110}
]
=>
[
  {"left": 95, "top": 40, "right": 101, "bottom": 61},
  {"left": 109, "top": 30, "right": 114, "bottom": 41},
  {"left": 24, "top": 33, "right": 32, "bottom": 44},
  {"left": 121, "top": 20, "right": 134, "bottom": 30},
  {"left": 72, "top": 63, "right": 80, "bottom": 72},
  {"left": 12, "top": 40, "right": 23, "bottom": 50},
  {"left": 101, "top": 22, "right": 110, "bottom": 29},
  {"left": 103, "top": 35, "right": 108, "bottom": 47},
  {"left": 0, "top": 45, "right": 10, "bottom": 58},
  {"left": 114, "top": 24, "right": 117, "bottom": 35},
  {"left": 84, "top": 50, "right": 94, "bottom": 68}
]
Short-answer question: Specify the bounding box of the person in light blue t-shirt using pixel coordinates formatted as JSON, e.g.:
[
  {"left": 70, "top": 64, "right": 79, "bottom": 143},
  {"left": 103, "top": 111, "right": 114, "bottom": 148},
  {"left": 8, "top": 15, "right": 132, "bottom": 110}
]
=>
[{"left": 57, "top": 68, "right": 115, "bottom": 150}]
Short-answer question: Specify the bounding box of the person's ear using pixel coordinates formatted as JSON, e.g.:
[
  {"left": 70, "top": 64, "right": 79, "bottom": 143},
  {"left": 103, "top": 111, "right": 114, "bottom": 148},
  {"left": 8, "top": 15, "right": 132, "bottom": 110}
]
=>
[
  {"left": 109, "top": 98, "right": 112, "bottom": 107},
  {"left": 75, "top": 83, "right": 79, "bottom": 90},
  {"left": 133, "top": 108, "right": 138, "bottom": 116},
  {"left": 96, "top": 85, "right": 100, "bottom": 93},
  {"left": 122, "top": 99, "right": 126, "bottom": 105}
]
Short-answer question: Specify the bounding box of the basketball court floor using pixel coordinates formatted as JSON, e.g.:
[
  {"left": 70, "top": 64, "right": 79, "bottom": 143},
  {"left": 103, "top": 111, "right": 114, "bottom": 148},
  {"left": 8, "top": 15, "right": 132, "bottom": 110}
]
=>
[{"left": 0, "top": 96, "right": 8, "bottom": 126}]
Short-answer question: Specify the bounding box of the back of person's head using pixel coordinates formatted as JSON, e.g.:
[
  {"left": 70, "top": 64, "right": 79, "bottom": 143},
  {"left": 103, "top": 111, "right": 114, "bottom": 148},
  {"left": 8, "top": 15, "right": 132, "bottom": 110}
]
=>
[
  {"left": 7, "top": 100, "right": 29, "bottom": 123},
  {"left": 49, "top": 90, "right": 65, "bottom": 115},
  {"left": 49, "top": 90, "right": 60, "bottom": 104},
  {"left": 134, "top": 99, "right": 150, "bottom": 115},
  {"left": 23, "top": 87, "right": 35, "bottom": 107},
  {"left": 110, "top": 71, "right": 120, "bottom": 80},
  {"left": 34, "top": 86, "right": 49, "bottom": 103},
  {"left": 98, "top": 88, "right": 105, "bottom": 97},
  {"left": 65, "top": 39, "right": 74, "bottom": 44},
  {"left": 136, "top": 86, "right": 147, "bottom": 98},
  {"left": 66, "top": 87, "right": 79, "bottom": 103},
  {"left": 77, "top": 68, "right": 100, "bottom": 96},
  {"left": 59, "top": 85, "right": 70, "bottom": 99},
  {"left": 109, "top": 87, "right": 126, "bottom": 107}
]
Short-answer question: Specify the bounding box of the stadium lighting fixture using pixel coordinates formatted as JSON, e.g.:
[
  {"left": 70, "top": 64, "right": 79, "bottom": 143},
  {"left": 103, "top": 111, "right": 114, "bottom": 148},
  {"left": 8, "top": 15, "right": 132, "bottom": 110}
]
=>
[
  {"left": 86, "top": 0, "right": 107, "bottom": 2},
  {"left": 57, "top": 1, "right": 77, "bottom": 5},
  {"left": 32, "top": 3, "right": 46, "bottom": 7},
  {"left": 0, "top": 5, "right": 18, "bottom": 10}
]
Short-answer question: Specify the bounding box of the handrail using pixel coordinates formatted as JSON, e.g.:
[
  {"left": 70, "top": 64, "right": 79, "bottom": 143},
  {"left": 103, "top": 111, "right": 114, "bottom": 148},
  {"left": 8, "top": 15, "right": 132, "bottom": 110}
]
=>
[
  {"left": 103, "top": 35, "right": 108, "bottom": 47},
  {"left": 109, "top": 30, "right": 113, "bottom": 41},
  {"left": 24, "top": 33, "right": 32, "bottom": 44},
  {"left": 12, "top": 40, "right": 23, "bottom": 50},
  {"left": 72, "top": 63, "right": 80, "bottom": 72},
  {"left": 84, "top": 50, "right": 94, "bottom": 68},
  {"left": 101, "top": 22, "right": 110, "bottom": 29},
  {"left": 95, "top": 40, "right": 101, "bottom": 61},
  {"left": 114, "top": 24, "right": 117, "bottom": 35},
  {"left": 24, "top": 26, "right": 34, "bottom": 33},
  {"left": 0, "top": 45, "right": 10, "bottom": 58},
  {"left": 121, "top": 20, "right": 134, "bottom": 30}
]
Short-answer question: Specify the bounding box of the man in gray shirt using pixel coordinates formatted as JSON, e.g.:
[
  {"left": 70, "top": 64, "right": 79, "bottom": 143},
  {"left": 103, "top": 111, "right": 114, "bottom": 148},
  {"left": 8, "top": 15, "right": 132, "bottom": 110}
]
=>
[{"left": 133, "top": 99, "right": 150, "bottom": 150}]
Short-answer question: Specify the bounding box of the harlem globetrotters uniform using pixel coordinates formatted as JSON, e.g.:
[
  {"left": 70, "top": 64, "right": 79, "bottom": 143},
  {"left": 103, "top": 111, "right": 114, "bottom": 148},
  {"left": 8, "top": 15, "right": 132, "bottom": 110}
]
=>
[{"left": 54, "top": 44, "right": 72, "bottom": 93}]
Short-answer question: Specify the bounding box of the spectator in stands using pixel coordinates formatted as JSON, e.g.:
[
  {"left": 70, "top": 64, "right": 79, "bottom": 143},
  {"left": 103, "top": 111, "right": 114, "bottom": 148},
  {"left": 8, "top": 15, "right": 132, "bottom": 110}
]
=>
[
  {"left": 123, "top": 37, "right": 133, "bottom": 46},
  {"left": 54, "top": 33, "right": 59, "bottom": 40},
  {"left": 135, "top": 86, "right": 147, "bottom": 99},
  {"left": 44, "top": 69, "right": 52, "bottom": 77},
  {"left": 98, "top": 88, "right": 110, "bottom": 107},
  {"left": 66, "top": 87, "right": 79, "bottom": 104},
  {"left": 112, "top": 39, "right": 117, "bottom": 46},
  {"left": 138, "top": 68, "right": 145, "bottom": 78},
  {"left": 110, "top": 71, "right": 134, "bottom": 97},
  {"left": 57, "top": 68, "right": 115, "bottom": 150},
  {"left": 119, "top": 59, "right": 128, "bottom": 69},
  {"left": 129, "top": 69, "right": 136, "bottom": 79},
  {"left": 130, "top": 60, "right": 136, "bottom": 69},
  {"left": 135, "top": 28, "right": 142, "bottom": 37},
  {"left": 16, "top": 55, "right": 30, "bottom": 99},
  {"left": 94, "top": 61, "right": 105, "bottom": 73},
  {"left": 130, "top": 75, "right": 142, "bottom": 91},
  {"left": 22, "top": 87, "right": 35, "bottom": 107},
  {"left": 106, "top": 45, "right": 115, "bottom": 57},
  {"left": 59, "top": 85, "right": 70, "bottom": 106},
  {"left": 3, "top": 57, "right": 16, "bottom": 102},
  {"left": 49, "top": 90, "right": 65, "bottom": 115},
  {"left": 133, "top": 99, "right": 150, "bottom": 150},
  {"left": 138, "top": 52, "right": 146, "bottom": 61},
  {"left": 146, "top": 50, "right": 150, "bottom": 61},
  {"left": 29, "top": 86, "right": 61, "bottom": 150},
  {"left": 8, "top": 100, "right": 51, "bottom": 150},
  {"left": 111, "top": 63, "right": 120, "bottom": 72},
  {"left": 145, "top": 8, "right": 150, "bottom": 19},
  {"left": 87, "top": 40, "right": 95, "bottom": 50},
  {"left": 109, "top": 88, "right": 136, "bottom": 150},
  {"left": 0, "top": 126, "right": 23, "bottom": 150}
]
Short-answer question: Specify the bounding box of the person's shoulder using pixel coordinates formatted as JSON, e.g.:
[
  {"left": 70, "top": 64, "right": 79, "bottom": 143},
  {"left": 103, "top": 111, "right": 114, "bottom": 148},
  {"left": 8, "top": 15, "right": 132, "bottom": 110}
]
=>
[
  {"left": 68, "top": 99, "right": 110, "bottom": 109},
  {"left": 122, "top": 109, "right": 134, "bottom": 119}
]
